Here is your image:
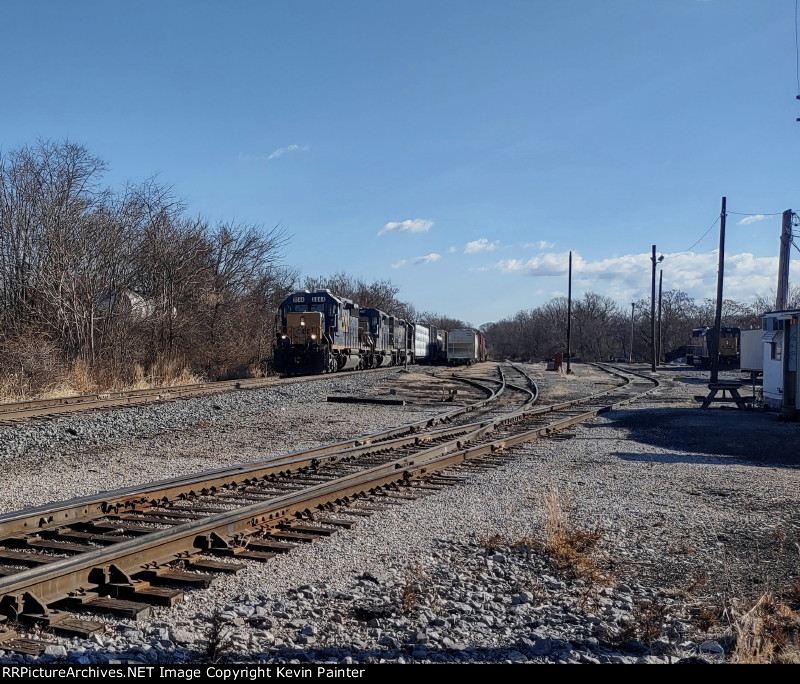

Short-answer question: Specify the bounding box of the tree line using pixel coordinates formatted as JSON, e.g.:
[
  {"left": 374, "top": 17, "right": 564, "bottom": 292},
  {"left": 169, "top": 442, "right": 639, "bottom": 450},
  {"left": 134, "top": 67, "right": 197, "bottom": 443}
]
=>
[
  {"left": 481, "top": 287, "right": 800, "bottom": 363},
  {"left": 0, "top": 140, "right": 297, "bottom": 397},
  {"left": 0, "top": 140, "right": 469, "bottom": 398},
  {"left": 1, "top": 139, "right": 791, "bottom": 397}
]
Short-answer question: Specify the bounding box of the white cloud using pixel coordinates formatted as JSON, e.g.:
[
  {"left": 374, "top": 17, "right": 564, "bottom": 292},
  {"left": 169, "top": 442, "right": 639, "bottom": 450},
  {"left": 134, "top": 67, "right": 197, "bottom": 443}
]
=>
[
  {"left": 378, "top": 219, "right": 434, "bottom": 236},
  {"left": 522, "top": 240, "right": 554, "bottom": 249},
  {"left": 737, "top": 214, "right": 770, "bottom": 225},
  {"left": 464, "top": 238, "right": 499, "bottom": 253},
  {"left": 267, "top": 144, "right": 310, "bottom": 160},
  {"left": 496, "top": 249, "right": 799, "bottom": 304},
  {"left": 413, "top": 253, "right": 441, "bottom": 265},
  {"left": 497, "top": 251, "right": 570, "bottom": 277},
  {"left": 391, "top": 259, "right": 407, "bottom": 269},
  {"left": 447, "top": 246, "right": 458, "bottom": 253}
]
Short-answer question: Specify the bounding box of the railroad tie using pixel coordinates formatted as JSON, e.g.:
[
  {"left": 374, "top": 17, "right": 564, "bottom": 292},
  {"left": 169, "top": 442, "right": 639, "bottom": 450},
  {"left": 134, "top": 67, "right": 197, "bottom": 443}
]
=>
[
  {"left": 41, "top": 529, "right": 127, "bottom": 545},
  {"left": 137, "top": 568, "right": 215, "bottom": 589},
  {"left": 105, "top": 581, "right": 183, "bottom": 607},
  {"left": 311, "top": 516, "right": 355, "bottom": 528},
  {"left": 282, "top": 523, "right": 337, "bottom": 535},
  {"left": 186, "top": 558, "right": 246, "bottom": 573}
]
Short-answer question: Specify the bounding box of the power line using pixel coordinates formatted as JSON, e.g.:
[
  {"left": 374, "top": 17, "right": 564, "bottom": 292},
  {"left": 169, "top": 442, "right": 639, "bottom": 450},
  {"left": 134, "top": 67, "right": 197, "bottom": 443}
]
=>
[
  {"left": 726, "top": 210, "right": 784, "bottom": 216},
  {"left": 666, "top": 216, "right": 719, "bottom": 258},
  {"left": 796, "top": 0, "right": 800, "bottom": 93}
]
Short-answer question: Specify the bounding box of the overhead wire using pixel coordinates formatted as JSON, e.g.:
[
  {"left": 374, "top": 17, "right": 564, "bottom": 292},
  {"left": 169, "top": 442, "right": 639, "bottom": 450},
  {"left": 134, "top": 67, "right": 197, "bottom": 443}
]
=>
[
  {"left": 796, "top": 0, "right": 800, "bottom": 94},
  {"left": 666, "top": 216, "right": 719, "bottom": 258},
  {"left": 726, "top": 210, "right": 784, "bottom": 217}
]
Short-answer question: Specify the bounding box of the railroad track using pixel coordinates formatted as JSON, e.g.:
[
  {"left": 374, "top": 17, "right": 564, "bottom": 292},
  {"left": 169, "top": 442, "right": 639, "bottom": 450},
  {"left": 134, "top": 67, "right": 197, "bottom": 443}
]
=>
[
  {"left": 0, "top": 368, "right": 396, "bottom": 424},
  {"left": 0, "top": 363, "right": 656, "bottom": 655}
]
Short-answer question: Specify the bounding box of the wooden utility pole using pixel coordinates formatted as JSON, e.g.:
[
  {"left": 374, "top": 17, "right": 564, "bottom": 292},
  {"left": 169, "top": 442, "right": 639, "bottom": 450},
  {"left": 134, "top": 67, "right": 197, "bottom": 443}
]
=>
[
  {"left": 629, "top": 302, "right": 635, "bottom": 363},
  {"left": 776, "top": 209, "right": 792, "bottom": 310},
  {"left": 657, "top": 269, "right": 663, "bottom": 364},
  {"left": 710, "top": 197, "right": 727, "bottom": 384},
  {"left": 566, "top": 251, "right": 572, "bottom": 375},
  {"left": 650, "top": 245, "right": 657, "bottom": 372}
]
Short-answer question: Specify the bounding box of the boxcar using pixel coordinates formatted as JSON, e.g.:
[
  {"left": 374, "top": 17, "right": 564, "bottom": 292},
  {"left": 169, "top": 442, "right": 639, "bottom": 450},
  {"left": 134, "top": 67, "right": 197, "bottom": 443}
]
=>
[{"left": 447, "top": 328, "right": 486, "bottom": 366}]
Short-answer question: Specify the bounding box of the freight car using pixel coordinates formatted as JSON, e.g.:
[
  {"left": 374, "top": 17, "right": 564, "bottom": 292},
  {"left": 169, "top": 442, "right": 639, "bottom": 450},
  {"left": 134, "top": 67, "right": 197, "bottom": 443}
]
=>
[
  {"left": 685, "top": 326, "right": 740, "bottom": 368},
  {"left": 446, "top": 328, "right": 487, "bottom": 366}
]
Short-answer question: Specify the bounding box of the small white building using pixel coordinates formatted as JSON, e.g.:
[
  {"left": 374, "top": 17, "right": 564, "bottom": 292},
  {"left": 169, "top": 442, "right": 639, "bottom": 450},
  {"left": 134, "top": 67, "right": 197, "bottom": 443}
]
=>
[{"left": 761, "top": 310, "right": 799, "bottom": 411}]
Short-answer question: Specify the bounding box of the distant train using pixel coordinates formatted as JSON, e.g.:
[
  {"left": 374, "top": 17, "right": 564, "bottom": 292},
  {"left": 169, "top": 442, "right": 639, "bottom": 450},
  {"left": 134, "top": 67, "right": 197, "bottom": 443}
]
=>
[
  {"left": 273, "top": 289, "right": 485, "bottom": 376},
  {"left": 447, "top": 328, "right": 487, "bottom": 366},
  {"left": 685, "top": 326, "right": 740, "bottom": 368}
]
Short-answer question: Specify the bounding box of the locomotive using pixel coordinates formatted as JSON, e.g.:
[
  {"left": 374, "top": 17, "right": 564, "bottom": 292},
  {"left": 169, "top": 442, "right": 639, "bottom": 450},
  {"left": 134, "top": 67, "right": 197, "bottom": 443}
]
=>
[
  {"left": 273, "top": 289, "right": 479, "bottom": 376},
  {"left": 685, "top": 326, "right": 740, "bottom": 368}
]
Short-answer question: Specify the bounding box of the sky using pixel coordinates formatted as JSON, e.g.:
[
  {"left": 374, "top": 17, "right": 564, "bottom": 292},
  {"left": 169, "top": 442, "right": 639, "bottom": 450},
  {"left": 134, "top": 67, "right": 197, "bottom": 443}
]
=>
[{"left": 2, "top": 0, "right": 799, "bottom": 325}]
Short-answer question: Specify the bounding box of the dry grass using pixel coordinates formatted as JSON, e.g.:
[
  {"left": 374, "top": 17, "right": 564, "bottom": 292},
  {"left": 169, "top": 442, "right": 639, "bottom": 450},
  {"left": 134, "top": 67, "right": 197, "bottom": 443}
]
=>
[
  {"left": 124, "top": 360, "right": 204, "bottom": 390},
  {"left": 668, "top": 541, "right": 697, "bottom": 556},
  {"left": 535, "top": 486, "right": 611, "bottom": 586},
  {"left": 731, "top": 591, "right": 800, "bottom": 664},
  {"left": 613, "top": 598, "right": 670, "bottom": 647},
  {"left": 0, "top": 357, "right": 205, "bottom": 403},
  {"left": 203, "top": 606, "right": 232, "bottom": 662},
  {"left": 478, "top": 533, "right": 508, "bottom": 551},
  {"left": 398, "top": 563, "right": 431, "bottom": 615},
  {"left": 691, "top": 602, "right": 723, "bottom": 632},
  {"left": 669, "top": 571, "right": 708, "bottom": 602}
]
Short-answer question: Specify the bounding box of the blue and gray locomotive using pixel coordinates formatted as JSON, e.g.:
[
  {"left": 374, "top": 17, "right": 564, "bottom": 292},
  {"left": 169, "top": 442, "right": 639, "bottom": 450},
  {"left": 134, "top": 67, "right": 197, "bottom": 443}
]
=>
[
  {"left": 274, "top": 290, "right": 412, "bottom": 375},
  {"left": 273, "top": 289, "right": 471, "bottom": 376}
]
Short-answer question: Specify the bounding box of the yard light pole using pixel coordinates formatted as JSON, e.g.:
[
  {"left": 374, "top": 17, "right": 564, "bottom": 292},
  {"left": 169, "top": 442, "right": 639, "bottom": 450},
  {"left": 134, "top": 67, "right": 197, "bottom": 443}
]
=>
[
  {"left": 629, "top": 302, "right": 635, "bottom": 363},
  {"left": 650, "top": 247, "right": 664, "bottom": 372},
  {"left": 566, "top": 251, "right": 572, "bottom": 375},
  {"left": 657, "top": 267, "right": 664, "bottom": 364}
]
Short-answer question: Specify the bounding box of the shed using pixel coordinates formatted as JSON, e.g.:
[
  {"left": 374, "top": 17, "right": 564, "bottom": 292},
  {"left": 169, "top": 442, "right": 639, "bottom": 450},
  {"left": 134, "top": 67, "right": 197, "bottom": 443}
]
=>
[{"left": 761, "top": 310, "right": 800, "bottom": 411}]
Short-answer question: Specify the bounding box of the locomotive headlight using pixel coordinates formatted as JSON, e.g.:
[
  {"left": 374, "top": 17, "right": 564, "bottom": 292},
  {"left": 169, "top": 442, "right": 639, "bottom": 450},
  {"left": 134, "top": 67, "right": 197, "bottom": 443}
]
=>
[
  {"left": 311, "top": 334, "right": 317, "bottom": 340},
  {"left": 281, "top": 335, "right": 287, "bottom": 339},
  {"left": 300, "top": 317, "right": 306, "bottom": 326}
]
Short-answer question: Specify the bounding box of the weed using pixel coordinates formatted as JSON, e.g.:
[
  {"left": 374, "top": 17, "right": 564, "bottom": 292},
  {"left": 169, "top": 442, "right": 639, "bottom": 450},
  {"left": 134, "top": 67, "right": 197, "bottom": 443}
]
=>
[
  {"left": 398, "top": 563, "right": 431, "bottom": 615},
  {"left": 670, "top": 572, "right": 708, "bottom": 601},
  {"left": 203, "top": 606, "right": 232, "bottom": 662},
  {"left": 611, "top": 598, "right": 670, "bottom": 647},
  {"left": 691, "top": 602, "right": 723, "bottom": 632},
  {"left": 771, "top": 525, "right": 790, "bottom": 553},
  {"left": 477, "top": 533, "right": 507, "bottom": 551},
  {"left": 535, "top": 486, "right": 611, "bottom": 585},
  {"left": 668, "top": 542, "right": 697, "bottom": 556},
  {"left": 730, "top": 592, "right": 800, "bottom": 664}
]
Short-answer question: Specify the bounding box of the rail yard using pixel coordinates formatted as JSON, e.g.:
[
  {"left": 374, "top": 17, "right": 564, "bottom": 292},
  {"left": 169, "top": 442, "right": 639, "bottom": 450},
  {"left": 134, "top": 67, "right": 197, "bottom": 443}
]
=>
[{"left": 0, "top": 362, "right": 796, "bottom": 665}]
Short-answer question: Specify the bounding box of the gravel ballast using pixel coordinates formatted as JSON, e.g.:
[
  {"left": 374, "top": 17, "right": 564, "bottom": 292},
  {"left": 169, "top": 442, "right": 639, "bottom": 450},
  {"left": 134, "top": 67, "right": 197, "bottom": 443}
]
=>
[{"left": 1, "top": 362, "right": 798, "bottom": 664}]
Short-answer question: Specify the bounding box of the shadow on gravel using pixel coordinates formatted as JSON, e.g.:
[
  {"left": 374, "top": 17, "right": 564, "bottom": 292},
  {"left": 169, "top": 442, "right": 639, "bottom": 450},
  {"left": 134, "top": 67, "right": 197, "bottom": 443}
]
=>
[
  {"left": 594, "top": 407, "right": 800, "bottom": 466},
  {"left": 674, "top": 377, "right": 713, "bottom": 385},
  {"left": 20, "top": 640, "right": 678, "bottom": 665}
]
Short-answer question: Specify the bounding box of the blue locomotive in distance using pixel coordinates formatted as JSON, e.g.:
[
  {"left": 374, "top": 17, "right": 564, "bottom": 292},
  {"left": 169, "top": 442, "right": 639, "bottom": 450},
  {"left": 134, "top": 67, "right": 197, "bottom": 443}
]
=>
[{"left": 273, "top": 290, "right": 412, "bottom": 375}]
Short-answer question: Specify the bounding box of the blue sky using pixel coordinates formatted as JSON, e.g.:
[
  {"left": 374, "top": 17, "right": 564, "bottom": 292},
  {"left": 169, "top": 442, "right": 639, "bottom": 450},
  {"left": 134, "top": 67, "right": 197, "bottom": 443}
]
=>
[{"left": 2, "top": 1, "right": 798, "bottom": 324}]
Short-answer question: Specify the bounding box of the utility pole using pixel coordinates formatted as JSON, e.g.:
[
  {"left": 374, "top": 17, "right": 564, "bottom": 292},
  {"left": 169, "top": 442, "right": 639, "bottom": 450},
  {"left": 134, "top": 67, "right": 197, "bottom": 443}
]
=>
[
  {"left": 629, "top": 302, "right": 635, "bottom": 363},
  {"left": 650, "top": 245, "right": 657, "bottom": 372},
  {"left": 566, "top": 251, "right": 572, "bottom": 375},
  {"left": 710, "top": 197, "right": 727, "bottom": 385},
  {"left": 776, "top": 209, "right": 792, "bottom": 310},
  {"left": 657, "top": 269, "right": 663, "bottom": 364}
]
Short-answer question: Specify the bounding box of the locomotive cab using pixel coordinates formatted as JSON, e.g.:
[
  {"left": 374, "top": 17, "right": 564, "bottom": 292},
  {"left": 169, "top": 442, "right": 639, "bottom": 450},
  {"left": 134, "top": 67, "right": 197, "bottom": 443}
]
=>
[
  {"left": 274, "top": 290, "right": 365, "bottom": 375},
  {"left": 285, "top": 311, "right": 324, "bottom": 346}
]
